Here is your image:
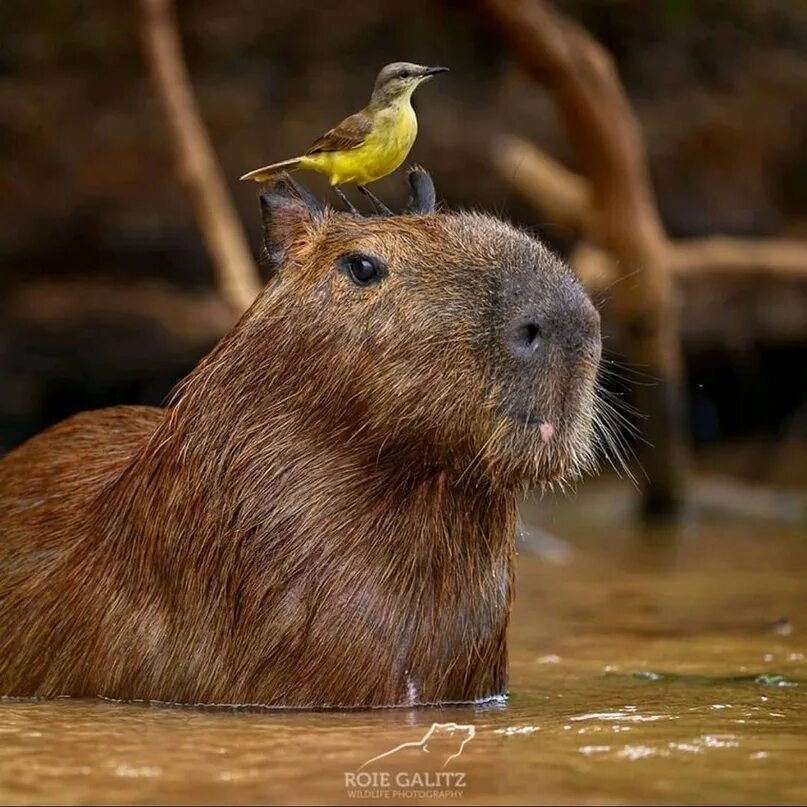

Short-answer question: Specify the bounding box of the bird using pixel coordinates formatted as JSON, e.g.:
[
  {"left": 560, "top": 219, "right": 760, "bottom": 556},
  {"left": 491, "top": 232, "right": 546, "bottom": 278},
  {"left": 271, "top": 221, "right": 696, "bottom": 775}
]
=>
[{"left": 240, "top": 62, "right": 448, "bottom": 213}]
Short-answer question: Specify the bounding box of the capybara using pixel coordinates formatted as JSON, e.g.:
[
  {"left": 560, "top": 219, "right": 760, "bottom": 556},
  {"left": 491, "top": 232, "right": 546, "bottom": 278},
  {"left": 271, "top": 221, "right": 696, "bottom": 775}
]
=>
[{"left": 0, "top": 171, "right": 601, "bottom": 708}]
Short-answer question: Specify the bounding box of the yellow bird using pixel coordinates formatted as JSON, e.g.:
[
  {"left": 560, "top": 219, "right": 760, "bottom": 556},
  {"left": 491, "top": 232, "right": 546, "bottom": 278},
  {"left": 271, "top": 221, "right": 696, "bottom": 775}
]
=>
[{"left": 240, "top": 62, "right": 448, "bottom": 211}]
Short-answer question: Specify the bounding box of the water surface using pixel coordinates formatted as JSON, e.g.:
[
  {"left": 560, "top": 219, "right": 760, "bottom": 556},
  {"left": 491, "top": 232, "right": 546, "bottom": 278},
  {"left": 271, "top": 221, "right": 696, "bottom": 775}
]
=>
[{"left": 1, "top": 483, "right": 805, "bottom": 805}]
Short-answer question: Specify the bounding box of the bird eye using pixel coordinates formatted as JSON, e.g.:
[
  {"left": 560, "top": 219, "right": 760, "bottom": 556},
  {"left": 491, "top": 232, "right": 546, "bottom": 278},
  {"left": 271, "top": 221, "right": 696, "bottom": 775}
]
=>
[
  {"left": 399, "top": 70, "right": 411, "bottom": 79},
  {"left": 342, "top": 253, "right": 387, "bottom": 286}
]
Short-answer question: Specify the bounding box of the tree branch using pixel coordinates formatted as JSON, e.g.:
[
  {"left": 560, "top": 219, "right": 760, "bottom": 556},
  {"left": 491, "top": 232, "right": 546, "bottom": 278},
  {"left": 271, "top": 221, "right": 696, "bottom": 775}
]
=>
[
  {"left": 568, "top": 242, "right": 616, "bottom": 290},
  {"left": 139, "top": 0, "right": 260, "bottom": 314},
  {"left": 493, "top": 135, "right": 807, "bottom": 283},
  {"left": 483, "top": 0, "right": 668, "bottom": 267},
  {"left": 670, "top": 237, "right": 807, "bottom": 278},
  {"left": 493, "top": 135, "right": 592, "bottom": 232},
  {"left": 573, "top": 238, "right": 807, "bottom": 293},
  {"left": 483, "top": 0, "right": 687, "bottom": 518}
]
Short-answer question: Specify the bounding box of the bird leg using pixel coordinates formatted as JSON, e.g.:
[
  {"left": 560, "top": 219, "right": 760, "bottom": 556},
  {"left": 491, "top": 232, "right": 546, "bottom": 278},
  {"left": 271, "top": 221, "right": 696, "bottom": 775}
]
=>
[
  {"left": 333, "top": 186, "right": 359, "bottom": 214},
  {"left": 357, "top": 186, "right": 393, "bottom": 216}
]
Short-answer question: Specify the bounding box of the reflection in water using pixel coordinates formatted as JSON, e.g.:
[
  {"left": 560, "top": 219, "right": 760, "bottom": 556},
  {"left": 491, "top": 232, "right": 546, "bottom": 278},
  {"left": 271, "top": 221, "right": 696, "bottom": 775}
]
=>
[{"left": 0, "top": 483, "right": 806, "bottom": 805}]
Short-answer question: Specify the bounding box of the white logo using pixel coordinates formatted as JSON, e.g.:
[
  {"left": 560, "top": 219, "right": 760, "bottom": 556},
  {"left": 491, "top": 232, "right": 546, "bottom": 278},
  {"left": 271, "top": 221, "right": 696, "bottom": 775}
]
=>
[
  {"left": 359, "top": 722, "right": 475, "bottom": 770},
  {"left": 344, "top": 722, "right": 474, "bottom": 799}
]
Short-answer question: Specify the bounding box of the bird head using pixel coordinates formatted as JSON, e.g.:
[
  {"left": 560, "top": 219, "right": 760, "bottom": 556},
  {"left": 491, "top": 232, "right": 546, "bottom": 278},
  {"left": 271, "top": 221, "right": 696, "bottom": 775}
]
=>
[{"left": 371, "top": 62, "right": 449, "bottom": 104}]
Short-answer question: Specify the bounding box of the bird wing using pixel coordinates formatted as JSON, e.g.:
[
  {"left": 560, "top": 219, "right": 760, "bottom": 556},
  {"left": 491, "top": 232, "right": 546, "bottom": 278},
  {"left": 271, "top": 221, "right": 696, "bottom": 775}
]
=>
[{"left": 305, "top": 111, "right": 373, "bottom": 154}]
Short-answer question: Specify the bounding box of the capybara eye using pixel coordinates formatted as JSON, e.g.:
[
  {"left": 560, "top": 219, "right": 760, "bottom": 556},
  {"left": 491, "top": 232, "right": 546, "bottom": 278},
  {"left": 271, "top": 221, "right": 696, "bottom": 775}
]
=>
[{"left": 342, "top": 253, "right": 387, "bottom": 286}]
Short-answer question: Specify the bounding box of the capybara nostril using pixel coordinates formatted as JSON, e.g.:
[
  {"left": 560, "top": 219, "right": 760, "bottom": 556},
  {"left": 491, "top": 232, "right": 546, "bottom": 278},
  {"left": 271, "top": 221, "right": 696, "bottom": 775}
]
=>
[{"left": 508, "top": 317, "right": 547, "bottom": 359}]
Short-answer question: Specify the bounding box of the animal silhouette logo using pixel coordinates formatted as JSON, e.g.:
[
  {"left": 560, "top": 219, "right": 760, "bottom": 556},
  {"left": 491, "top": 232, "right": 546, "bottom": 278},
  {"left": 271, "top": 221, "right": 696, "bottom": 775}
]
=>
[{"left": 358, "top": 722, "right": 475, "bottom": 771}]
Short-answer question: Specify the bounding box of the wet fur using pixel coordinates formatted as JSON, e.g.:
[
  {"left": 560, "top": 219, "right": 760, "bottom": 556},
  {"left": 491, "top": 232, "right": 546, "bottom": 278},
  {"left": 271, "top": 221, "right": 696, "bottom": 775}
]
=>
[{"left": 0, "top": 178, "right": 600, "bottom": 707}]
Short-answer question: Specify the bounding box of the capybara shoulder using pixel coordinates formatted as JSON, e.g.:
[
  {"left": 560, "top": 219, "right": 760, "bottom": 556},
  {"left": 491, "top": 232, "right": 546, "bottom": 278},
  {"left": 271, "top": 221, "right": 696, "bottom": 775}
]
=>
[{"left": 0, "top": 406, "right": 162, "bottom": 556}]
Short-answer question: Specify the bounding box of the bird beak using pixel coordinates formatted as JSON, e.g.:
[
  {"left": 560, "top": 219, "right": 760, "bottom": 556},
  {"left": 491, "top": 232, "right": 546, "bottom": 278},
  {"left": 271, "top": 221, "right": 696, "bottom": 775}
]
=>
[{"left": 420, "top": 66, "right": 449, "bottom": 81}]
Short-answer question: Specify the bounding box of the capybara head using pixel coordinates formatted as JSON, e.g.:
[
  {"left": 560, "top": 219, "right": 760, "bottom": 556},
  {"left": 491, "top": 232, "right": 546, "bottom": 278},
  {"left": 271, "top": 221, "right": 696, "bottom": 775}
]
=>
[{"left": 191, "top": 171, "right": 601, "bottom": 491}]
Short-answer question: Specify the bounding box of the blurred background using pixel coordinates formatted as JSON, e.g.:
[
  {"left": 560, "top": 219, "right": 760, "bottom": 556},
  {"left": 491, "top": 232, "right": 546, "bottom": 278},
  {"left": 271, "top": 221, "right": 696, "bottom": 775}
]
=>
[
  {"left": 1, "top": 7, "right": 807, "bottom": 802},
  {"left": 1, "top": 0, "right": 805, "bottom": 496}
]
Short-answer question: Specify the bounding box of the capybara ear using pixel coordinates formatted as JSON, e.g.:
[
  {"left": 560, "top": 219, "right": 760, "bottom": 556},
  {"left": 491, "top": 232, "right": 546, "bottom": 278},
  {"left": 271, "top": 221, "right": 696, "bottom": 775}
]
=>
[
  {"left": 259, "top": 176, "right": 317, "bottom": 271},
  {"left": 404, "top": 166, "right": 436, "bottom": 215},
  {"left": 278, "top": 174, "right": 323, "bottom": 216}
]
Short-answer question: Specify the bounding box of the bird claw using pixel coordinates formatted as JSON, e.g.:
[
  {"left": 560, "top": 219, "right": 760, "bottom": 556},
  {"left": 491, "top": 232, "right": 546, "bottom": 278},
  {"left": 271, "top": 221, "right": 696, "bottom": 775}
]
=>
[
  {"left": 265, "top": 169, "right": 436, "bottom": 218},
  {"left": 357, "top": 186, "right": 393, "bottom": 216},
  {"left": 333, "top": 187, "right": 360, "bottom": 215}
]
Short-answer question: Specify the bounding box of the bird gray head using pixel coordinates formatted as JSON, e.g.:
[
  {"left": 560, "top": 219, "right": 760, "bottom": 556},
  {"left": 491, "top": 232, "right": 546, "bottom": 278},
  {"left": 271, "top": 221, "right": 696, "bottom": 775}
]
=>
[{"left": 371, "top": 62, "right": 449, "bottom": 103}]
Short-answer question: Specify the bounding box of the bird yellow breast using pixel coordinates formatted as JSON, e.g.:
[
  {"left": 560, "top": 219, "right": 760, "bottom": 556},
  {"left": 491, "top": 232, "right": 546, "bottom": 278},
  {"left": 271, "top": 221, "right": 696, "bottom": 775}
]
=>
[{"left": 302, "top": 101, "right": 418, "bottom": 187}]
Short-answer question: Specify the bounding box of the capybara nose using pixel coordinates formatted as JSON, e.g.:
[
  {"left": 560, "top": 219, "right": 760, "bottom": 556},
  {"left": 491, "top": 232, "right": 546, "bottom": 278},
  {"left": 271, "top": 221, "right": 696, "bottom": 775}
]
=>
[
  {"left": 506, "top": 295, "right": 600, "bottom": 363},
  {"left": 569, "top": 295, "right": 602, "bottom": 357},
  {"left": 507, "top": 316, "right": 547, "bottom": 360}
]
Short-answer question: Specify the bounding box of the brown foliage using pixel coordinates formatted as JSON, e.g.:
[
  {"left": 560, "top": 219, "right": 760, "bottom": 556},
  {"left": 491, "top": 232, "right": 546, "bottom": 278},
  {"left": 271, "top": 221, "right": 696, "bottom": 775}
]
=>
[{"left": 139, "top": 0, "right": 260, "bottom": 313}]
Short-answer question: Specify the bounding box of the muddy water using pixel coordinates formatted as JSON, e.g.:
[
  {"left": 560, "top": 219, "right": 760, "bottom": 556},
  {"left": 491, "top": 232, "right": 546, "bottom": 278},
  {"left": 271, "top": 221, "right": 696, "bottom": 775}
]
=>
[{"left": 1, "top": 482, "right": 806, "bottom": 805}]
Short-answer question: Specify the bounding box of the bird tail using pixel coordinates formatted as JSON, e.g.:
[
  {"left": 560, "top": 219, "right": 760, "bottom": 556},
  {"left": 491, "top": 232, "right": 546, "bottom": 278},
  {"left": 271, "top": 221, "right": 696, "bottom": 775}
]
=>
[{"left": 239, "top": 157, "right": 302, "bottom": 183}]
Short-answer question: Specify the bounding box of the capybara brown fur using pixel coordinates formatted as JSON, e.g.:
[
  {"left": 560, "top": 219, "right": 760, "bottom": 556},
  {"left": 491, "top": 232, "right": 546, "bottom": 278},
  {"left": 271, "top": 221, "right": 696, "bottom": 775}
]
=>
[{"left": 0, "top": 171, "right": 601, "bottom": 708}]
